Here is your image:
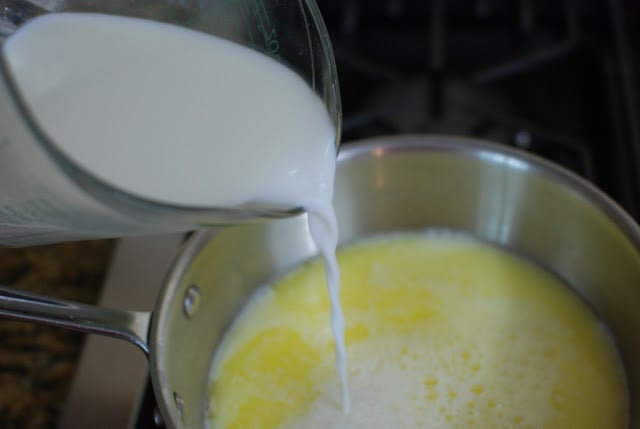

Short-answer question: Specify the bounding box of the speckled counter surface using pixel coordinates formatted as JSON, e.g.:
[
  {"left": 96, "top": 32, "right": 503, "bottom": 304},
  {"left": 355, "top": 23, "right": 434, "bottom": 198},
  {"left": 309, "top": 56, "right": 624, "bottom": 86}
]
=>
[{"left": 0, "top": 240, "right": 115, "bottom": 429}]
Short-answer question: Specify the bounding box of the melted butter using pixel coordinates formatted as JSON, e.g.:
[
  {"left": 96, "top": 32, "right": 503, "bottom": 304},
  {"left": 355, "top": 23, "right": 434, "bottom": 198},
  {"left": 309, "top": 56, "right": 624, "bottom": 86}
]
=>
[{"left": 207, "top": 232, "right": 628, "bottom": 429}]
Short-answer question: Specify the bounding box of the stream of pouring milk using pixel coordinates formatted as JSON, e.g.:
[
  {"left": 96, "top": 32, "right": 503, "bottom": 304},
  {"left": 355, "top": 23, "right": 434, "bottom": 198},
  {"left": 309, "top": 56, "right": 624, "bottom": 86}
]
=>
[{"left": 3, "top": 12, "right": 349, "bottom": 412}]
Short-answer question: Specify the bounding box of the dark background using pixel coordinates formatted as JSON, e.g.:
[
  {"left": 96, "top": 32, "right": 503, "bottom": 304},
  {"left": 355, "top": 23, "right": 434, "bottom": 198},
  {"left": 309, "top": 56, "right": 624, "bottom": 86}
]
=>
[{"left": 317, "top": 0, "right": 640, "bottom": 219}]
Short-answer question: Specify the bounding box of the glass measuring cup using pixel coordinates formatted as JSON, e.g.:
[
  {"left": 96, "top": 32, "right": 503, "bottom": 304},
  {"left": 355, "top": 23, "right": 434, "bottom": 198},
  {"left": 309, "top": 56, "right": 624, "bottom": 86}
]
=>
[{"left": 0, "top": 0, "right": 341, "bottom": 247}]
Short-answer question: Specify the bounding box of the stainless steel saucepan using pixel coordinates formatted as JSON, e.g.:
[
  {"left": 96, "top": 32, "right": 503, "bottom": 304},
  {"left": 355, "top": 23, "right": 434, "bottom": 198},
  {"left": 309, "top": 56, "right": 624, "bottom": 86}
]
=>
[{"left": 1, "top": 135, "right": 639, "bottom": 428}]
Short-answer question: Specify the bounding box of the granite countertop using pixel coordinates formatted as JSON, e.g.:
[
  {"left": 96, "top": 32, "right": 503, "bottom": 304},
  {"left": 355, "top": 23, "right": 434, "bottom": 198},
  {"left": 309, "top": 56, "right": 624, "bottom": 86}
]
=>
[{"left": 0, "top": 240, "right": 115, "bottom": 429}]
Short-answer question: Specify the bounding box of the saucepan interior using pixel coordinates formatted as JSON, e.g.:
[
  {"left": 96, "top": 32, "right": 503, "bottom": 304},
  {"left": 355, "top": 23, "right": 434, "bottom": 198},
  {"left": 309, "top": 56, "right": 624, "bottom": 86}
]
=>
[{"left": 149, "top": 135, "right": 640, "bottom": 429}]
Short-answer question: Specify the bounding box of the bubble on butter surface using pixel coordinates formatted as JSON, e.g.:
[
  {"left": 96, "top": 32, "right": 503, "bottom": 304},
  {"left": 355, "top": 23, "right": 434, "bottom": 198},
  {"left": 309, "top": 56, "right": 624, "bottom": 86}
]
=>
[{"left": 207, "top": 232, "right": 628, "bottom": 429}]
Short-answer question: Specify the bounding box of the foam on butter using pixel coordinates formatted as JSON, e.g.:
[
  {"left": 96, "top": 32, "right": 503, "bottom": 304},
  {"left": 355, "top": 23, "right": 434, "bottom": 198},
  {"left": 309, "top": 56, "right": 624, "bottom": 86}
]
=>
[{"left": 207, "top": 232, "right": 628, "bottom": 429}]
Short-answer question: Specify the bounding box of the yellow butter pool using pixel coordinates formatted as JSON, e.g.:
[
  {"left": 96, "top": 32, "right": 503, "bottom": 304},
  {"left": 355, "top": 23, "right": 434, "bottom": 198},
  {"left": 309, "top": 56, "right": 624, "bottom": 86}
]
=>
[{"left": 207, "top": 232, "right": 627, "bottom": 429}]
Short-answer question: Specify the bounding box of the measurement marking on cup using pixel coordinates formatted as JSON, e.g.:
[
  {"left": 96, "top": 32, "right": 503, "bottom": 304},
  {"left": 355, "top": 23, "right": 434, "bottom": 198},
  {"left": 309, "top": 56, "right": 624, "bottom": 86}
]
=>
[
  {"left": 256, "top": 0, "right": 271, "bottom": 26},
  {"left": 247, "top": 0, "right": 279, "bottom": 56},
  {"left": 239, "top": 0, "right": 257, "bottom": 48},
  {"left": 248, "top": 0, "right": 266, "bottom": 32},
  {"left": 265, "top": 27, "right": 279, "bottom": 55}
]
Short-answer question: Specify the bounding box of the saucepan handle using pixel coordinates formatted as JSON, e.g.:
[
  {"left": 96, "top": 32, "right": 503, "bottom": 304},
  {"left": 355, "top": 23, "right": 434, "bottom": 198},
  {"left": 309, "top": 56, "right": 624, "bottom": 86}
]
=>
[{"left": 0, "top": 285, "right": 151, "bottom": 355}]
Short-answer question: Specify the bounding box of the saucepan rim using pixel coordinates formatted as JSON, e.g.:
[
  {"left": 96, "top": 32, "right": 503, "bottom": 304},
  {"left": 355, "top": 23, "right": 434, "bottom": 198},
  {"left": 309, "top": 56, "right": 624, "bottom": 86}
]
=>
[{"left": 149, "top": 134, "right": 640, "bottom": 428}]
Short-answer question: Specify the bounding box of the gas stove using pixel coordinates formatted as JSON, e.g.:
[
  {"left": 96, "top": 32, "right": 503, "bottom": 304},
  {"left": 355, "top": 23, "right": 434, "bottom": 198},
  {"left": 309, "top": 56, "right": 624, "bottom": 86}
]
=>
[
  {"left": 326, "top": 0, "right": 639, "bottom": 218},
  {"left": 60, "top": 0, "right": 639, "bottom": 427}
]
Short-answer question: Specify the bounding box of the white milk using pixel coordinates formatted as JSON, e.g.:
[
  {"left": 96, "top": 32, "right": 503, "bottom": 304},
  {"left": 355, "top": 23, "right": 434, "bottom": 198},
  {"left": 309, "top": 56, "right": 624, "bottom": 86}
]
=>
[
  {"left": 3, "top": 12, "right": 349, "bottom": 411},
  {"left": 3, "top": 13, "right": 335, "bottom": 208}
]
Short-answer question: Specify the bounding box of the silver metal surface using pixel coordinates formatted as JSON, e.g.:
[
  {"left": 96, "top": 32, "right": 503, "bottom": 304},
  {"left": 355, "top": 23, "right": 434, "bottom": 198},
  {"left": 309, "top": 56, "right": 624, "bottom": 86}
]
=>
[
  {"left": 0, "top": 285, "right": 151, "bottom": 354},
  {"left": 59, "top": 234, "right": 184, "bottom": 429},
  {"left": 183, "top": 285, "right": 201, "bottom": 319},
  {"left": 150, "top": 135, "right": 640, "bottom": 428}
]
